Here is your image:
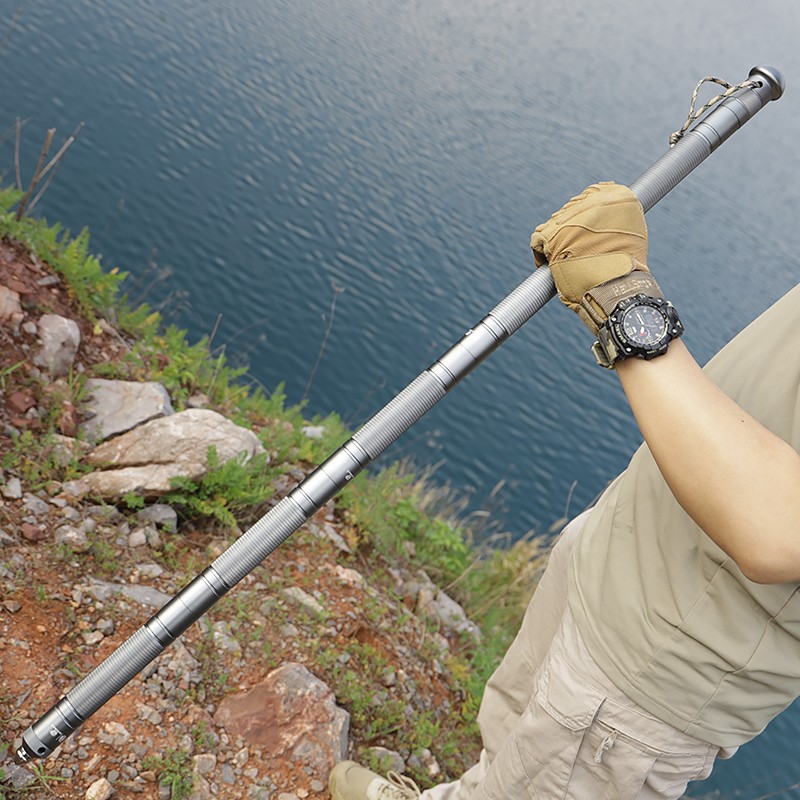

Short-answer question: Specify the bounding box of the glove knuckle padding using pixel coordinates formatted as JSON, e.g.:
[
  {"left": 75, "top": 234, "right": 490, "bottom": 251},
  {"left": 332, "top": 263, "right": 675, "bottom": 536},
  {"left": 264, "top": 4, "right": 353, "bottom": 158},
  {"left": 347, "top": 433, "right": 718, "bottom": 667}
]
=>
[
  {"left": 530, "top": 182, "right": 658, "bottom": 336},
  {"left": 532, "top": 182, "right": 647, "bottom": 263}
]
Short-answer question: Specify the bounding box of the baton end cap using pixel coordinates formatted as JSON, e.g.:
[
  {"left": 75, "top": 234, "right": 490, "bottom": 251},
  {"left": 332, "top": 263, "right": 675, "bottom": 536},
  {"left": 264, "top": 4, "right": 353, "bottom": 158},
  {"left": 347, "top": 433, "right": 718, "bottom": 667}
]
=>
[{"left": 750, "top": 65, "right": 785, "bottom": 100}]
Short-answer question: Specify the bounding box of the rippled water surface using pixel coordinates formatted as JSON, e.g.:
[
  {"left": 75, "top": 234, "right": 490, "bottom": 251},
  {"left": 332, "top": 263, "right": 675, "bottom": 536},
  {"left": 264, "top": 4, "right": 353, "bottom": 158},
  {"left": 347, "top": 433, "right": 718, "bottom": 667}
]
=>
[{"left": 2, "top": 0, "right": 800, "bottom": 795}]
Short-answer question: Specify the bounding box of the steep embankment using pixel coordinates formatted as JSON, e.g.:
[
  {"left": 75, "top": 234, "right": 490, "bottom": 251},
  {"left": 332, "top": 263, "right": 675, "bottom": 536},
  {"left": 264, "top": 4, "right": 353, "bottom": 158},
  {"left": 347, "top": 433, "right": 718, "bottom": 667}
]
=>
[{"left": 0, "top": 200, "right": 548, "bottom": 800}]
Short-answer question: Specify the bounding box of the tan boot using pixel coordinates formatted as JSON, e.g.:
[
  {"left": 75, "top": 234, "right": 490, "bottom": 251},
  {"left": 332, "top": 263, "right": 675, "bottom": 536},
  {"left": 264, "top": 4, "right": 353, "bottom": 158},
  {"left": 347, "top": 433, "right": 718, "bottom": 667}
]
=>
[{"left": 329, "top": 760, "right": 421, "bottom": 800}]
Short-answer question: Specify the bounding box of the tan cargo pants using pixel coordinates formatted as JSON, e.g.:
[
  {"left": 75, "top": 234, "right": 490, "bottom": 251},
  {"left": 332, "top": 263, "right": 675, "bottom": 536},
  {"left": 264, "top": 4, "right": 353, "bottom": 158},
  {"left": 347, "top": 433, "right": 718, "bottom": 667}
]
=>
[{"left": 422, "top": 511, "right": 733, "bottom": 800}]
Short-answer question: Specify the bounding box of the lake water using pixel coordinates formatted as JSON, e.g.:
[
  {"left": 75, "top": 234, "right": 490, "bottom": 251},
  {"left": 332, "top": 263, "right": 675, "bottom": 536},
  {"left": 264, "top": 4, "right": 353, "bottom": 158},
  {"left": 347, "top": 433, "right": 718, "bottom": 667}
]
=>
[{"left": 1, "top": 0, "right": 799, "bottom": 795}]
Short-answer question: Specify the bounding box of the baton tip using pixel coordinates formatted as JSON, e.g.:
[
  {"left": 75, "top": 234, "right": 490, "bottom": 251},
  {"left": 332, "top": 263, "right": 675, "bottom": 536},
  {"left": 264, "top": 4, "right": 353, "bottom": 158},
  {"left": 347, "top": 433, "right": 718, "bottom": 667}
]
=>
[{"left": 750, "top": 65, "right": 786, "bottom": 100}]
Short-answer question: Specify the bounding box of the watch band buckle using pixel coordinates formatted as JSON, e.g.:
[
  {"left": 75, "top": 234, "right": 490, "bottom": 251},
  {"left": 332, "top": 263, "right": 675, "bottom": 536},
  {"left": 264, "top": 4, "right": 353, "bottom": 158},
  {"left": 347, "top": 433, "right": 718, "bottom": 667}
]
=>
[{"left": 591, "top": 341, "right": 616, "bottom": 370}]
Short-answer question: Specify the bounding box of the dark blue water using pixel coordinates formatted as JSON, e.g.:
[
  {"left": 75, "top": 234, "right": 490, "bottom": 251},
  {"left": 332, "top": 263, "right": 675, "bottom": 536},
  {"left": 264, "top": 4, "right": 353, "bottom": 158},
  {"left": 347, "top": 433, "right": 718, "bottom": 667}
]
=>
[{"left": 2, "top": 0, "right": 799, "bottom": 795}]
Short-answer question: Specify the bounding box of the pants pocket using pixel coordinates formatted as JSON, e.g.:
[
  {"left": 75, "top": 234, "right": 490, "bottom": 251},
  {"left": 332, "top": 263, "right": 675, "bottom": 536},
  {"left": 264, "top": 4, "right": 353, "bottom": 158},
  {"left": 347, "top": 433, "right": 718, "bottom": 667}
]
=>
[
  {"left": 478, "top": 652, "right": 605, "bottom": 799},
  {"left": 477, "top": 651, "right": 714, "bottom": 800},
  {"left": 568, "top": 720, "right": 659, "bottom": 800}
]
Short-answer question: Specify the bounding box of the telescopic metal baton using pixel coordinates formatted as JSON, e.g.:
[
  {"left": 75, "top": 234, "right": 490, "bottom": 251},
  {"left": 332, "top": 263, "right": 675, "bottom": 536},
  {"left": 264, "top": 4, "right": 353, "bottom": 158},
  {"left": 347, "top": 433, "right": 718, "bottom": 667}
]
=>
[{"left": 17, "top": 65, "right": 785, "bottom": 763}]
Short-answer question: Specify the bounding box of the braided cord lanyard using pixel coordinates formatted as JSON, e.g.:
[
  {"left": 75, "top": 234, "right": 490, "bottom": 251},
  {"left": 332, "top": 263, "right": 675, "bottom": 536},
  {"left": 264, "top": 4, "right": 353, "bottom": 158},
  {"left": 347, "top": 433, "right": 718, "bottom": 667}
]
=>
[{"left": 669, "top": 75, "right": 763, "bottom": 147}]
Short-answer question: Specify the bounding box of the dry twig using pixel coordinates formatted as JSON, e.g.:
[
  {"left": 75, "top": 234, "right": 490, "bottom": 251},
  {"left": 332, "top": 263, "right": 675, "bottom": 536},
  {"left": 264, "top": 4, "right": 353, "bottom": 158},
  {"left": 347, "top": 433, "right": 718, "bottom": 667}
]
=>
[
  {"left": 16, "top": 127, "right": 54, "bottom": 220},
  {"left": 15, "top": 122, "right": 85, "bottom": 219}
]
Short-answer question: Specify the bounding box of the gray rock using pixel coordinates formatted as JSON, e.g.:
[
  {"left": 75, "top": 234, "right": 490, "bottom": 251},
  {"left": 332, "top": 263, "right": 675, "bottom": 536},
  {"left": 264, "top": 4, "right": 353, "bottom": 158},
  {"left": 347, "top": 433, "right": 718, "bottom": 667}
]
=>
[
  {"left": 36, "top": 314, "right": 81, "bottom": 378},
  {"left": 363, "top": 746, "right": 406, "bottom": 774},
  {"left": 136, "top": 701, "right": 163, "bottom": 726},
  {"left": 120, "top": 583, "right": 172, "bottom": 608},
  {"left": 82, "top": 630, "right": 105, "bottom": 645},
  {"left": 137, "top": 504, "right": 178, "bottom": 533},
  {"left": 86, "top": 578, "right": 172, "bottom": 608},
  {"left": 54, "top": 524, "right": 90, "bottom": 553},
  {"left": 308, "top": 522, "right": 352, "bottom": 554},
  {"left": 280, "top": 623, "right": 300, "bottom": 639},
  {"left": 59, "top": 478, "right": 90, "bottom": 499},
  {"left": 51, "top": 434, "right": 91, "bottom": 467},
  {"left": 0, "top": 285, "right": 22, "bottom": 321},
  {"left": 332, "top": 565, "right": 364, "bottom": 587},
  {"left": 282, "top": 586, "right": 326, "bottom": 618},
  {"left": 97, "top": 721, "right": 131, "bottom": 747},
  {"left": 81, "top": 379, "right": 174, "bottom": 442},
  {"left": 86, "top": 579, "right": 119, "bottom": 603},
  {"left": 163, "top": 640, "right": 201, "bottom": 684},
  {"left": 79, "top": 516, "right": 97, "bottom": 533},
  {"left": 135, "top": 563, "right": 165, "bottom": 579},
  {"left": 60, "top": 506, "right": 82, "bottom": 522},
  {"left": 406, "top": 572, "right": 481, "bottom": 643},
  {"left": 190, "top": 774, "right": 214, "bottom": 800},
  {"left": 427, "top": 589, "right": 482, "bottom": 643},
  {"left": 1, "top": 477, "right": 22, "bottom": 500},
  {"left": 145, "top": 526, "right": 162, "bottom": 549},
  {"left": 22, "top": 493, "right": 51, "bottom": 516},
  {"left": 1, "top": 760, "right": 36, "bottom": 789},
  {"left": 83, "top": 409, "right": 265, "bottom": 498},
  {"left": 212, "top": 621, "right": 242, "bottom": 654},
  {"left": 220, "top": 764, "right": 236, "bottom": 785},
  {"left": 193, "top": 753, "right": 217, "bottom": 776},
  {"left": 127, "top": 528, "right": 148, "bottom": 548}
]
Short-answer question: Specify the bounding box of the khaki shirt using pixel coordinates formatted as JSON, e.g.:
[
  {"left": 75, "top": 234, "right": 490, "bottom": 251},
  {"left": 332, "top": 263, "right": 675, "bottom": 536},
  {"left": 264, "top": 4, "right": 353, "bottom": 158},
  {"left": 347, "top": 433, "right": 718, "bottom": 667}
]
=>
[{"left": 569, "top": 283, "right": 800, "bottom": 747}]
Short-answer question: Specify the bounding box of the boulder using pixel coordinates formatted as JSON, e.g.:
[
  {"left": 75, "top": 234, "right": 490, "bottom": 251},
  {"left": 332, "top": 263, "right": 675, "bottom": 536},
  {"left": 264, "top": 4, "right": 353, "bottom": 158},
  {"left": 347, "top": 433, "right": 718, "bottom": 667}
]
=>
[
  {"left": 83, "top": 409, "right": 264, "bottom": 497},
  {"left": 81, "top": 378, "right": 174, "bottom": 442},
  {"left": 214, "top": 663, "right": 349, "bottom": 775}
]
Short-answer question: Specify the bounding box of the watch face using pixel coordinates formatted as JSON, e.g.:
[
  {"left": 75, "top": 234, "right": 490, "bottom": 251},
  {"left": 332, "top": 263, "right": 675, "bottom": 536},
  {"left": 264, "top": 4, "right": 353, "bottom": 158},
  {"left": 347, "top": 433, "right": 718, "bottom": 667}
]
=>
[{"left": 620, "top": 303, "right": 667, "bottom": 347}]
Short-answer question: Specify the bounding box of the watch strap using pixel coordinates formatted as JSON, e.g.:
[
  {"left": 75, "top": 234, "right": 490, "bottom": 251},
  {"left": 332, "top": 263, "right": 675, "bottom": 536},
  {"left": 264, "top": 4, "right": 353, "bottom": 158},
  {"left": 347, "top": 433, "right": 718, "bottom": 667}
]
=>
[
  {"left": 581, "top": 271, "right": 664, "bottom": 331},
  {"left": 592, "top": 331, "right": 619, "bottom": 369}
]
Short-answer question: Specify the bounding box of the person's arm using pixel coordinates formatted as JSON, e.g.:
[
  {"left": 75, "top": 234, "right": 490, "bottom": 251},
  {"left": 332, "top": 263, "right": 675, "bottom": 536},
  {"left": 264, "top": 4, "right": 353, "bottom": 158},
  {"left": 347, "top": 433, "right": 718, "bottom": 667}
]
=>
[
  {"left": 530, "top": 182, "right": 800, "bottom": 584},
  {"left": 616, "top": 338, "right": 800, "bottom": 584}
]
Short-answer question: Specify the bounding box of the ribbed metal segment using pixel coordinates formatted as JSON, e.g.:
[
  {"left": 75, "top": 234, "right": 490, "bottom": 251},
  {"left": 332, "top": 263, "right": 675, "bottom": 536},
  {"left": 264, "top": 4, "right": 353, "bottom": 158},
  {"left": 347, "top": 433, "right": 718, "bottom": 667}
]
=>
[
  {"left": 488, "top": 268, "right": 557, "bottom": 336},
  {"left": 630, "top": 132, "right": 711, "bottom": 213},
  {"left": 67, "top": 626, "right": 164, "bottom": 717},
  {"left": 211, "top": 496, "right": 309, "bottom": 586},
  {"left": 354, "top": 371, "right": 446, "bottom": 458}
]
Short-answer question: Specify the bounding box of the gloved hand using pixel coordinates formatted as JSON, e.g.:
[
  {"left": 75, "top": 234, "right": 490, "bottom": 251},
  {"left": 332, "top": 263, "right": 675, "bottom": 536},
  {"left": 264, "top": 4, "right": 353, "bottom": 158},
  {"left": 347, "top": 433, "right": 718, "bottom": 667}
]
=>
[{"left": 530, "top": 182, "right": 663, "bottom": 336}]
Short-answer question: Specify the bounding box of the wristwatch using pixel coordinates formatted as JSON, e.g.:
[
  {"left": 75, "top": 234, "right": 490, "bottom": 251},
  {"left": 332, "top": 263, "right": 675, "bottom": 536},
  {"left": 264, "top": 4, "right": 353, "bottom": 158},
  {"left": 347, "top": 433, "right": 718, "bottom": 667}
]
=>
[{"left": 591, "top": 293, "right": 684, "bottom": 369}]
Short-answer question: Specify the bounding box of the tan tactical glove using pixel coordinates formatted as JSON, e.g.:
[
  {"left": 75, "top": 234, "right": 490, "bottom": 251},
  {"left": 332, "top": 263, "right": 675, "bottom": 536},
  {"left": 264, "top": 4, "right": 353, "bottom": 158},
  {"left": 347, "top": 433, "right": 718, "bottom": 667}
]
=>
[{"left": 530, "top": 182, "right": 662, "bottom": 336}]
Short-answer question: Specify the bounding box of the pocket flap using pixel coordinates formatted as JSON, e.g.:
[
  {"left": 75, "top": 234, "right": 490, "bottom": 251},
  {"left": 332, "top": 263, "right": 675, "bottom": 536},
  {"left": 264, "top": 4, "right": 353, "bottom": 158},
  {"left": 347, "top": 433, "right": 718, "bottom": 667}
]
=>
[{"left": 536, "top": 653, "right": 605, "bottom": 731}]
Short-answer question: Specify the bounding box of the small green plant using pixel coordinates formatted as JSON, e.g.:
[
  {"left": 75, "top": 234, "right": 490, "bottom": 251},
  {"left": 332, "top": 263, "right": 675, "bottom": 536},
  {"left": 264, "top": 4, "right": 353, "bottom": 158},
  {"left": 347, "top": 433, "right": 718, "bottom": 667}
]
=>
[
  {"left": 141, "top": 747, "right": 193, "bottom": 800},
  {"left": 190, "top": 721, "right": 217, "bottom": 753},
  {"left": 339, "top": 463, "right": 472, "bottom": 584},
  {"left": 164, "top": 446, "right": 275, "bottom": 527},
  {"left": 0, "top": 361, "right": 25, "bottom": 391},
  {"left": 1, "top": 429, "right": 84, "bottom": 489},
  {"left": 122, "top": 491, "right": 145, "bottom": 510},
  {"left": 86, "top": 534, "right": 122, "bottom": 578}
]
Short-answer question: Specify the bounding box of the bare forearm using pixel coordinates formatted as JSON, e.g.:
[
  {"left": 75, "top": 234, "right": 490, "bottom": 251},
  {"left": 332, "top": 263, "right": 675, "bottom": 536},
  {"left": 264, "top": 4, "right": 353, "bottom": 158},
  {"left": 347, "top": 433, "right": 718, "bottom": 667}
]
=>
[{"left": 616, "top": 339, "right": 800, "bottom": 583}]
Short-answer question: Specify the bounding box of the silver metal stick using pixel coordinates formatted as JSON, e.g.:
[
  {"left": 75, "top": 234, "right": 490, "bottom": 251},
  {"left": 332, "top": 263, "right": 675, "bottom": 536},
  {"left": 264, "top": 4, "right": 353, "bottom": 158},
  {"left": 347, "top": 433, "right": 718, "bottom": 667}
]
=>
[{"left": 17, "top": 66, "right": 784, "bottom": 763}]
